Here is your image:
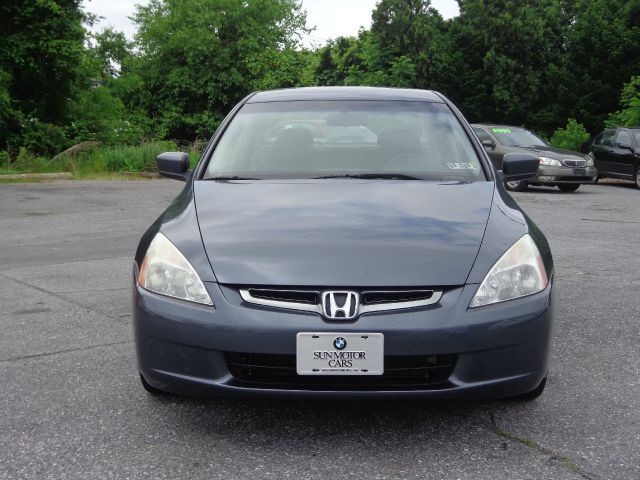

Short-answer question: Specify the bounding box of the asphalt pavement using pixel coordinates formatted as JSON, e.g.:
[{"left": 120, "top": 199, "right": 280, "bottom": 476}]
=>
[{"left": 0, "top": 179, "right": 638, "bottom": 479}]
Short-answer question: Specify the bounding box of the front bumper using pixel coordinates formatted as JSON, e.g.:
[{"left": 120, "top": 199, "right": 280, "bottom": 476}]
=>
[
  {"left": 531, "top": 165, "right": 597, "bottom": 185},
  {"left": 133, "top": 281, "right": 553, "bottom": 399}
]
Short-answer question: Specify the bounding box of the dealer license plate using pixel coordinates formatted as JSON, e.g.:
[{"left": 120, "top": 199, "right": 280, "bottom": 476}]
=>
[
  {"left": 296, "top": 332, "right": 384, "bottom": 375},
  {"left": 573, "top": 168, "right": 586, "bottom": 176}
]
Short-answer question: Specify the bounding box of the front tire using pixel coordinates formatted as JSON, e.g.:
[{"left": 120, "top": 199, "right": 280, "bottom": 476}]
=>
[
  {"left": 505, "top": 180, "right": 529, "bottom": 192},
  {"left": 512, "top": 376, "right": 547, "bottom": 401},
  {"left": 635, "top": 166, "right": 640, "bottom": 189},
  {"left": 558, "top": 184, "right": 580, "bottom": 192}
]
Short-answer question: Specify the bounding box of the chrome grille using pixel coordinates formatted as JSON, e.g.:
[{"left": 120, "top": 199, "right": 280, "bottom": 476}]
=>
[
  {"left": 240, "top": 287, "right": 442, "bottom": 318},
  {"left": 562, "top": 159, "right": 587, "bottom": 168}
]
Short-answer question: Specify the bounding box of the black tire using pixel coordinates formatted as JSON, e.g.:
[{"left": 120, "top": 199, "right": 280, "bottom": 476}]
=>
[
  {"left": 139, "top": 373, "right": 165, "bottom": 395},
  {"left": 635, "top": 166, "right": 640, "bottom": 190},
  {"left": 512, "top": 376, "right": 547, "bottom": 401},
  {"left": 504, "top": 180, "right": 529, "bottom": 192},
  {"left": 558, "top": 184, "right": 580, "bottom": 192}
]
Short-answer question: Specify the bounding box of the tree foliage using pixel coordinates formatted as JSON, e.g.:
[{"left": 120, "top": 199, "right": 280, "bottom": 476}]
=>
[
  {"left": 126, "top": 0, "right": 309, "bottom": 139},
  {"left": 0, "top": 0, "right": 86, "bottom": 156},
  {"left": 549, "top": 119, "right": 590, "bottom": 151},
  {"left": 2, "top": 0, "right": 640, "bottom": 159},
  {"left": 606, "top": 76, "right": 640, "bottom": 128}
]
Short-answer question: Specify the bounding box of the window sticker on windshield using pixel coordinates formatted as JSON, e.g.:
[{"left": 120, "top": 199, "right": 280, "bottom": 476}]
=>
[
  {"left": 492, "top": 128, "right": 511, "bottom": 133},
  {"left": 447, "top": 162, "right": 476, "bottom": 170}
]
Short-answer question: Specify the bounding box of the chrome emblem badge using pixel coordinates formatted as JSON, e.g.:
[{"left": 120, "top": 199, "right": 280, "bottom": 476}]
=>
[
  {"left": 321, "top": 291, "right": 359, "bottom": 320},
  {"left": 333, "top": 337, "right": 347, "bottom": 350}
]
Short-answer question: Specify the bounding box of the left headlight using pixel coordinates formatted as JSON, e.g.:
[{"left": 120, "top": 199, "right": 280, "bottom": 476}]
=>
[
  {"left": 138, "top": 232, "right": 213, "bottom": 305},
  {"left": 470, "top": 234, "right": 548, "bottom": 308},
  {"left": 539, "top": 156, "right": 562, "bottom": 166}
]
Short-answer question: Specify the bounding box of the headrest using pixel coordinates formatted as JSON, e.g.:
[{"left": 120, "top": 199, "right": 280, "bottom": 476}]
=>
[
  {"left": 377, "top": 127, "right": 421, "bottom": 153},
  {"left": 274, "top": 128, "right": 314, "bottom": 148}
]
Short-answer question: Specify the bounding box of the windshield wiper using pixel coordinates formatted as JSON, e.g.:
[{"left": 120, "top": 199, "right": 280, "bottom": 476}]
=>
[
  {"left": 205, "top": 176, "right": 260, "bottom": 181},
  {"left": 313, "top": 173, "right": 424, "bottom": 180}
]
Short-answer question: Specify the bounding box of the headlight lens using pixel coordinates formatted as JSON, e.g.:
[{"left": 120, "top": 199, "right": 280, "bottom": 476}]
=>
[
  {"left": 539, "top": 156, "right": 562, "bottom": 166},
  {"left": 470, "top": 234, "right": 548, "bottom": 308},
  {"left": 138, "top": 232, "right": 213, "bottom": 305},
  {"left": 586, "top": 154, "right": 594, "bottom": 167}
]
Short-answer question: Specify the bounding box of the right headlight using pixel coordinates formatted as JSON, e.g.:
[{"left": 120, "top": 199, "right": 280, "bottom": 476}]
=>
[
  {"left": 138, "top": 232, "right": 213, "bottom": 305},
  {"left": 539, "top": 157, "right": 562, "bottom": 166},
  {"left": 470, "top": 234, "right": 548, "bottom": 308},
  {"left": 586, "top": 154, "right": 594, "bottom": 167}
]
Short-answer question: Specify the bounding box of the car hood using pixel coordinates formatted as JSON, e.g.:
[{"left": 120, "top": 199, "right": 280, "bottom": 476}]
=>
[
  {"left": 509, "top": 145, "right": 587, "bottom": 160},
  {"left": 194, "top": 180, "right": 494, "bottom": 287}
]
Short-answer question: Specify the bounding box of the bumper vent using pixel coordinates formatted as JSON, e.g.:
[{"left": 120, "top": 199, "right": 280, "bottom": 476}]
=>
[{"left": 224, "top": 352, "right": 457, "bottom": 390}]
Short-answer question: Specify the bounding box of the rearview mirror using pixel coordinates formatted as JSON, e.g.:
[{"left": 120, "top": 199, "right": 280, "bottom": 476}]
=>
[
  {"left": 481, "top": 139, "right": 495, "bottom": 148},
  {"left": 156, "top": 152, "right": 190, "bottom": 181},
  {"left": 501, "top": 152, "right": 539, "bottom": 181}
]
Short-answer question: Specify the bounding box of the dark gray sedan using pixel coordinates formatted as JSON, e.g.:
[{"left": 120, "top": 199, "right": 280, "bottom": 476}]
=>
[
  {"left": 473, "top": 124, "right": 597, "bottom": 192},
  {"left": 133, "top": 87, "right": 553, "bottom": 400}
]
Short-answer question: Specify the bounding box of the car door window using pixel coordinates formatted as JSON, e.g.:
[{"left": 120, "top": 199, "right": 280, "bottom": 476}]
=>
[
  {"left": 598, "top": 129, "right": 616, "bottom": 147},
  {"left": 473, "top": 128, "right": 493, "bottom": 144},
  {"left": 615, "top": 130, "right": 632, "bottom": 148}
]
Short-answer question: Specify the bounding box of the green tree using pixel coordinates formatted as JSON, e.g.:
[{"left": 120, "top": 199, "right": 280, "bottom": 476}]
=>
[
  {"left": 314, "top": 35, "right": 370, "bottom": 86},
  {"left": 363, "top": 0, "right": 448, "bottom": 89},
  {"left": 128, "top": 0, "right": 309, "bottom": 140},
  {"left": 606, "top": 76, "right": 640, "bottom": 128},
  {"left": 89, "top": 28, "right": 132, "bottom": 79},
  {"left": 562, "top": 0, "right": 640, "bottom": 133},
  {"left": 0, "top": 0, "right": 86, "bottom": 155},
  {"left": 446, "top": 0, "right": 569, "bottom": 131}
]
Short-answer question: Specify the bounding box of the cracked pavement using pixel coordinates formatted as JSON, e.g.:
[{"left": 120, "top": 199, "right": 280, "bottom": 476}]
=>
[{"left": 0, "top": 179, "right": 638, "bottom": 479}]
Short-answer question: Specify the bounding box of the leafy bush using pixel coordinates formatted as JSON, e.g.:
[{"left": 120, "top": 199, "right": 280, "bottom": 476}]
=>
[
  {"left": 549, "top": 118, "right": 590, "bottom": 151},
  {"left": 21, "top": 119, "right": 70, "bottom": 157},
  {"left": 68, "top": 86, "right": 149, "bottom": 146}
]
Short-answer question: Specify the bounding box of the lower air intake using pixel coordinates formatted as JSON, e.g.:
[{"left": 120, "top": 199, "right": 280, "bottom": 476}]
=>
[{"left": 224, "top": 352, "right": 457, "bottom": 390}]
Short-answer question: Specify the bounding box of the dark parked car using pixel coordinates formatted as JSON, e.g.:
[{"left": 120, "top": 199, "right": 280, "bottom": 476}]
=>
[
  {"left": 589, "top": 127, "right": 640, "bottom": 188},
  {"left": 472, "top": 124, "right": 597, "bottom": 192},
  {"left": 134, "top": 87, "right": 553, "bottom": 400}
]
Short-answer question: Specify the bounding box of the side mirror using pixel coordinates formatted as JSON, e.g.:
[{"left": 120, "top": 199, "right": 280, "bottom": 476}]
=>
[
  {"left": 481, "top": 138, "right": 495, "bottom": 148},
  {"left": 501, "top": 152, "right": 539, "bottom": 181},
  {"left": 156, "top": 152, "right": 190, "bottom": 181},
  {"left": 616, "top": 142, "right": 633, "bottom": 151}
]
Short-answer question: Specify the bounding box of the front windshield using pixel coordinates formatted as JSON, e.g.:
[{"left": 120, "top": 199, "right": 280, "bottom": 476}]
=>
[
  {"left": 491, "top": 127, "right": 548, "bottom": 148},
  {"left": 632, "top": 129, "right": 640, "bottom": 146},
  {"left": 204, "top": 100, "right": 485, "bottom": 181}
]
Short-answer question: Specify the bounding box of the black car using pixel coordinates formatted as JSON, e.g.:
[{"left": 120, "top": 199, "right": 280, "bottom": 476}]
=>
[
  {"left": 472, "top": 124, "right": 597, "bottom": 192},
  {"left": 133, "top": 87, "right": 553, "bottom": 400},
  {"left": 589, "top": 127, "right": 640, "bottom": 188}
]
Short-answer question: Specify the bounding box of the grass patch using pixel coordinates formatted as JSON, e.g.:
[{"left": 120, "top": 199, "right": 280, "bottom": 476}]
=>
[{"left": 0, "top": 141, "right": 203, "bottom": 178}]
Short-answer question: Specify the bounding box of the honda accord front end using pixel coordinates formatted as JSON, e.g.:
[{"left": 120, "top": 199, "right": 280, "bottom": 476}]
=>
[{"left": 133, "top": 87, "right": 553, "bottom": 400}]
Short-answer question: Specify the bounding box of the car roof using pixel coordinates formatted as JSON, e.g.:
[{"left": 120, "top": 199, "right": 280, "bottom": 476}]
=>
[{"left": 247, "top": 87, "right": 444, "bottom": 103}]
